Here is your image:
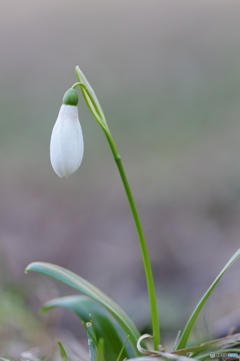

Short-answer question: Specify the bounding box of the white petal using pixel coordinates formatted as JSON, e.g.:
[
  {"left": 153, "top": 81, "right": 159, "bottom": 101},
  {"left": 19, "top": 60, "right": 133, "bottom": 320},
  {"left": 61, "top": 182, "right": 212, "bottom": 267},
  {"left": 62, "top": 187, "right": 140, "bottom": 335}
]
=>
[{"left": 50, "top": 105, "right": 84, "bottom": 178}]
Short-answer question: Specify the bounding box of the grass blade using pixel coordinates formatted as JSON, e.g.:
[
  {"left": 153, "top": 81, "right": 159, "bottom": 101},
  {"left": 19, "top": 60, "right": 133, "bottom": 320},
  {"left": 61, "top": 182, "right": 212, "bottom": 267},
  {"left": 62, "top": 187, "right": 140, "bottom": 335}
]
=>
[
  {"left": 116, "top": 335, "right": 129, "bottom": 361},
  {"left": 96, "top": 338, "right": 105, "bottom": 361},
  {"left": 175, "top": 249, "right": 240, "bottom": 350},
  {"left": 57, "top": 340, "right": 68, "bottom": 361}
]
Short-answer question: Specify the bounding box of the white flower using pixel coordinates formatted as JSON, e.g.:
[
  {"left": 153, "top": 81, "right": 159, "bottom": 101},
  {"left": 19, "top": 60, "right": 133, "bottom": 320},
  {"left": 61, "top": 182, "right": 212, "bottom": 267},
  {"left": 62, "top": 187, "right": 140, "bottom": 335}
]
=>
[{"left": 50, "top": 98, "right": 84, "bottom": 178}]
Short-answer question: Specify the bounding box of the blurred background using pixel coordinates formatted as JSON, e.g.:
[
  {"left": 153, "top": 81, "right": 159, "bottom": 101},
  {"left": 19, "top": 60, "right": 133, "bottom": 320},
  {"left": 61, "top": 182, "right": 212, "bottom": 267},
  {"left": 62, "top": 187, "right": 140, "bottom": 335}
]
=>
[{"left": 1, "top": 0, "right": 240, "bottom": 357}]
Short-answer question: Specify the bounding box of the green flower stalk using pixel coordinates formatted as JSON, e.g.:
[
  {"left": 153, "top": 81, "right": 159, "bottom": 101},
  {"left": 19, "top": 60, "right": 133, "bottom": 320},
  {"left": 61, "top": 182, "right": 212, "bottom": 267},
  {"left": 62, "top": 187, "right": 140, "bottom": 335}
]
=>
[{"left": 73, "top": 66, "right": 160, "bottom": 349}]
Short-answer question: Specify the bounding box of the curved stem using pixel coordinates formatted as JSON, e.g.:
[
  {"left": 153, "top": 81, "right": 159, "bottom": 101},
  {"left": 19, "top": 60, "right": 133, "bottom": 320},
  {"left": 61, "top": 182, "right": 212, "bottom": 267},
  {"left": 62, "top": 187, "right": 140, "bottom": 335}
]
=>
[
  {"left": 104, "top": 130, "right": 160, "bottom": 349},
  {"left": 72, "top": 82, "right": 104, "bottom": 125},
  {"left": 75, "top": 67, "right": 160, "bottom": 348}
]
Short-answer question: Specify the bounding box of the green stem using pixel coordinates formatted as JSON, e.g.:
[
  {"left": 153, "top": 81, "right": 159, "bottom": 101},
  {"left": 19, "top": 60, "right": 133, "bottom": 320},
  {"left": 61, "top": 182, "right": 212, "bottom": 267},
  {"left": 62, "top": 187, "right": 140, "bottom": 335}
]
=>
[
  {"left": 75, "top": 67, "right": 160, "bottom": 348},
  {"left": 103, "top": 129, "right": 160, "bottom": 349}
]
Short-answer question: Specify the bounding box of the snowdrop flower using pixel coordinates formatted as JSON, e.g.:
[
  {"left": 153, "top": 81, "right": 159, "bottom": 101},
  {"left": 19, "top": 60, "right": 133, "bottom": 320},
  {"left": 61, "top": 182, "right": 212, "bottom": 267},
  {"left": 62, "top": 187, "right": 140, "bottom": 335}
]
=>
[{"left": 50, "top": 88, "right": 84, "bottom": 178}]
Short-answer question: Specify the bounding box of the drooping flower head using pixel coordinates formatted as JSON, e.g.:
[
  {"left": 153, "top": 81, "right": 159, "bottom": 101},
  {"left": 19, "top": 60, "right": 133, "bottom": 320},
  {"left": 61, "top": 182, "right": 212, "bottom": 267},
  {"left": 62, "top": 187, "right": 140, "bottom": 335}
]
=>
[{"left": 50, "top": 88, "right": 84, "bottom": 178}]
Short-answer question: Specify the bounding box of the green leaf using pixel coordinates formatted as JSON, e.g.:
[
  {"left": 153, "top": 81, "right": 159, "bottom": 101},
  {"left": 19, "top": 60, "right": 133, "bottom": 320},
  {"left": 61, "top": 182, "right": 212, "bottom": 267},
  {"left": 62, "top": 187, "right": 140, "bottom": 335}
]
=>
[
  {"left": 96, "top": 338, "right": 105, "bottom": 361},
  {"left": 57, "top": 340, "right": 68, "bottom": 361},
  {"left": 116, "top": 335, "right": 129, "bottom": 361},
  {"left": 25, "top": 262, "right": 140, "bottom": 357},
  {"left": 175, "top": 249, "right": 240, "bottom": 350},
  {"left": 42, "top": 295, "right": 133, "bottom": 361}
]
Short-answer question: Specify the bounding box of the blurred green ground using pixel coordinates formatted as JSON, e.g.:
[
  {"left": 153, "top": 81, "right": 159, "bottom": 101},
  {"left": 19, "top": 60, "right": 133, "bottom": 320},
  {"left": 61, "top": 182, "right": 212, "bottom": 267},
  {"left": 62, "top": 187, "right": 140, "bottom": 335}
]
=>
[{"left": 1, "top": 0, "right": 240, "bottom": 356}]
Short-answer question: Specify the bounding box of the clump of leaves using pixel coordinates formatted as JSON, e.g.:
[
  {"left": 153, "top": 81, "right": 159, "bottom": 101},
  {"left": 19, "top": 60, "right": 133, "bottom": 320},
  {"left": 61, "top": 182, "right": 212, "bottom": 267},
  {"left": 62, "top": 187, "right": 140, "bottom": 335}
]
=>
[
  {"left": 24, "top": 249, "right": 240, "bottom": 360},
  {"left": 23, "top": 67, "right": 240, "bottom": 361}
]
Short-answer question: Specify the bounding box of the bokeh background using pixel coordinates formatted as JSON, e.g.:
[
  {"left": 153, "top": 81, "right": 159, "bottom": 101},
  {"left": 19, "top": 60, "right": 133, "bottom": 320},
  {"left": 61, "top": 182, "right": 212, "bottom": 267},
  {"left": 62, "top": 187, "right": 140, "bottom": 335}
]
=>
[{"left": 1, "top": 0, "right": 240, "bottom": 357}]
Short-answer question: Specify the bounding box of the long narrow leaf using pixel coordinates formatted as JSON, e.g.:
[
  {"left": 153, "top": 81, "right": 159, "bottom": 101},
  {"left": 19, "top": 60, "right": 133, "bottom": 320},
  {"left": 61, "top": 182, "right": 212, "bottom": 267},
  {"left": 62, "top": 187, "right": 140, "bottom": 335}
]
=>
[
  {"left": 116, "top": 336, "right": 129, "bottom": 361},
  {"left": 175, "top": 249, "right": 240, "bottom": 350},
  {"left": 96, "top": 338, "right": 105, "bottom": 361},
  {"left": 57, "top": 340, "right": 68, "bottom": 361},
  {"left": 25, "top": 262, "right": 140, "bottom": 356},
  {"left": 41, "top": 295, "right": 133, "bottom": 360}
]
